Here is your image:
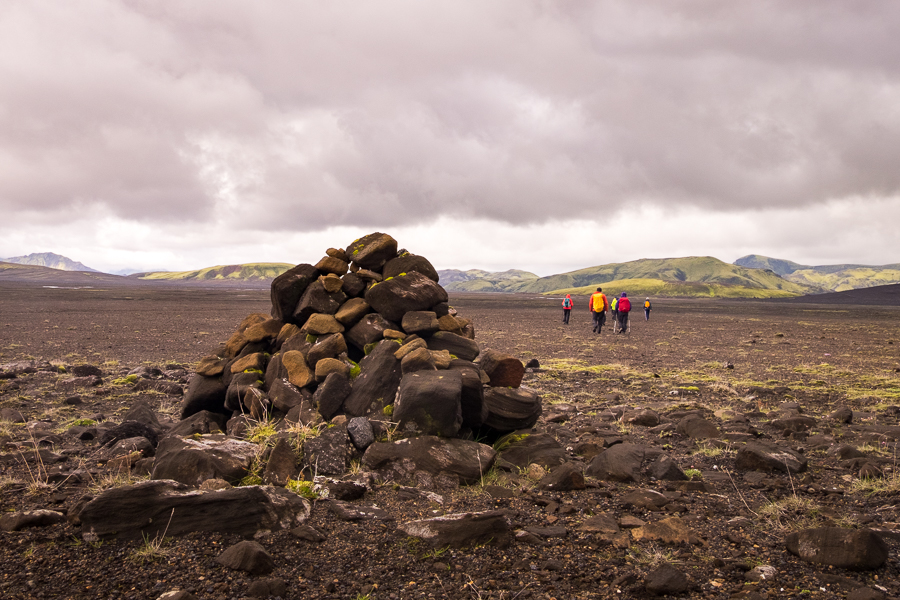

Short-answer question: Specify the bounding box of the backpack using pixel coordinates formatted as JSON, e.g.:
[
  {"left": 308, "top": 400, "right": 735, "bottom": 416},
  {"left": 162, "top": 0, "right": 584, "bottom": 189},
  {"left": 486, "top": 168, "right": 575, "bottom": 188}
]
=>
[
  {"left": 618, "top": 297, "right": 631, "bottom": 312},
  {"left": 645, "top": 300, "right": 651, "bottom": 309},
  {"left": 563, "top": 297, "right": 572, "bottom": 309}
]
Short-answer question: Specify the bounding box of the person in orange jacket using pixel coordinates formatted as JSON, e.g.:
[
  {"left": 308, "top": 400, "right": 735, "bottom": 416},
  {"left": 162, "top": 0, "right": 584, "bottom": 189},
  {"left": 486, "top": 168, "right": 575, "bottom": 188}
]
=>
[
  {"left": 561, "top": 294, "right": 573, "bottom": 324},
  {"left": 588, "top": 287, "right": 608, "bottom": 334}
]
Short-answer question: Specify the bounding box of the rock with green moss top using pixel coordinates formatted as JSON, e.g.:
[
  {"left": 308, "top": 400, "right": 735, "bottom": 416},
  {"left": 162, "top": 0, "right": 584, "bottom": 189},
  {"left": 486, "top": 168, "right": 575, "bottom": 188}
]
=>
[
  {"left": 230, "top": 352, "right": 268, "bottom": 375},
  {"left": 383, "top": 254, "right": 439, "bottom": 282},
  {"left": 345, "top": 232, "right": 398, "bottom": 270},
  {"left": 364, "top": 271, "right": 448, "bottom": 323}
]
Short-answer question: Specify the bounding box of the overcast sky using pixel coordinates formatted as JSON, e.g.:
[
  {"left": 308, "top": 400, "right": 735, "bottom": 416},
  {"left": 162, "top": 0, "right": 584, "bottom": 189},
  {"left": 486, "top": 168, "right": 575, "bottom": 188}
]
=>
[{"left": 2, "top": 1, "right": 899, "bottom": 275}]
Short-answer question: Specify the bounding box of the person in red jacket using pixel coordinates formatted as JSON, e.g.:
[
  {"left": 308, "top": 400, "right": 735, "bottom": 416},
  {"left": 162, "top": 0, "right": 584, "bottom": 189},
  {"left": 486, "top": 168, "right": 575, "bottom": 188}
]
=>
[
  {"left": 561, "top": 294, "right": 573, "bottom": 324},
  {"left": 616, "top": 292, "right": 631, "bottom": 334}
]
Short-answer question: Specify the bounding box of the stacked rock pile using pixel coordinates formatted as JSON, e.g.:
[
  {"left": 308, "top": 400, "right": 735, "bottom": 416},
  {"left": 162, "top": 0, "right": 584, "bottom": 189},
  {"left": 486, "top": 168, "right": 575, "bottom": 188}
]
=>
[{"left": 180, "top": 232, "right": 541, "bottom": 442}]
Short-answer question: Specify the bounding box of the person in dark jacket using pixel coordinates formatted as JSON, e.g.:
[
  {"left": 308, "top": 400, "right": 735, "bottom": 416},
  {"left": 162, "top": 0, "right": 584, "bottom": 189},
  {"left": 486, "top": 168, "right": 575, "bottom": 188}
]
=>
[{"left": 644, "top": 297, "right": 652, "bottom": 321}]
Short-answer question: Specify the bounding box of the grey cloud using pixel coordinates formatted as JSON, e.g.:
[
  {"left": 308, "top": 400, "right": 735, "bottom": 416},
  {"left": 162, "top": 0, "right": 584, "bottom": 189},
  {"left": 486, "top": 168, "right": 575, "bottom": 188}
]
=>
[{"left": 2, "top": 0, "right": 900, "bottom": 233}]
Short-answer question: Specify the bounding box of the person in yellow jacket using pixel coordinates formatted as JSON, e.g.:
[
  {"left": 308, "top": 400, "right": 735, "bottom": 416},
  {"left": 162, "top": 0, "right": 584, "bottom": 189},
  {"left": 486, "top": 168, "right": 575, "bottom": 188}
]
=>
[{"left": 588, "top": 287, "right": 608, "bottom": 334}]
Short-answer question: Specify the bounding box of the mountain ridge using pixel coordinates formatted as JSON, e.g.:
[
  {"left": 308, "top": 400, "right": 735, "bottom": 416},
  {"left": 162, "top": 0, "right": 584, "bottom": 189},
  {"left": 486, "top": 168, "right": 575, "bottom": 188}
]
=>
[
  {"left": 1, "top": 252, "right": 98, "bottom": 272},
  {"left": 735, "top": 254, "right": 900, "bottom": 292}
]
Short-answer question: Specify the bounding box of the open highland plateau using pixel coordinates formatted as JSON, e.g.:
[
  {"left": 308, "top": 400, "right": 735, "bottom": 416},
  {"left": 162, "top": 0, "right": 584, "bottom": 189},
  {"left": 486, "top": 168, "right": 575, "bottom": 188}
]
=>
[{"left": 0, "top": 234, "right": 899, "bottom": 600}]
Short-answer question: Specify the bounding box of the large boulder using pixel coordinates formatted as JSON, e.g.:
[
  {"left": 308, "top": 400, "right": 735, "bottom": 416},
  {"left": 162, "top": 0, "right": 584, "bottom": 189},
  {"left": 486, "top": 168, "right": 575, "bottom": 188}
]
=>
[
  {"left": 427, "top": 331, "right": 480, "bottom": 362},
  {"left": 78, "top": 480, "right": 311, "bottom": 541},
  {"left": 302, "top": 426, "right": 351, "bottom": 476},
  {"left": 180, "top": 374, "right": 228, "bottom": 419},
  {"left": 401, "top": 311, "right": 441, "bottom": 337},
  {"left": 399, "top": 510, "right": 511, "bottom": 549},
  {"left": 346, "top": 314, "right": 398, "bottom": 351},
  {"left": 364, "top": 271, "right": 448, "bottom": 323},
  {"left": 343, "top": 341, "right": 402, "bottom": 417},
  {"left": 151, "top": 436, "right": 258, "bottom": 486},
  {"left": 394, "top": 370, "right": 463, "bottom": 437},
  {"left": 448, "top": 359, "right": 488, "bottom": 428},
  {"left": 478, "top": 349, "right": 525, "bottom": 388},
  {"left": 383, "top": 254, "right": 439, "bottom": 282},
  {"left": 362, "top": 436, "right": 496, "bottom": 485},
  {"left": 345, "top": 232, "right": 398, "bottom": 270},
  {"left": 735, "top": 442, "right": 808, "bottom": 474},
  {"left": 586, "top": 443, "right": 645, "bottom": 482},
  {"left": 270, "top": 264, "right": 319, "bottom": 323},
  {"left": 497, "top": 433, "right": 567, "bottom": 469},
  {"left": 786, "top": 528, "right": 888, "bottom": 570},
  {"left": 482, "top": 387, "right": 542, "bottom": 432},
  {"left": 292, "top": 281, "right": 346, "bottom": 325}
]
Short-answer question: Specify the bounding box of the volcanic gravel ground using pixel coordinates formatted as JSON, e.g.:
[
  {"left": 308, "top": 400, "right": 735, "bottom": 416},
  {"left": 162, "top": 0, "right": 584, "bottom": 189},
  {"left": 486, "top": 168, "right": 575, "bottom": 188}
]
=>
[{"left": 1, "top": 283, "right": 899, "bottom": 599}]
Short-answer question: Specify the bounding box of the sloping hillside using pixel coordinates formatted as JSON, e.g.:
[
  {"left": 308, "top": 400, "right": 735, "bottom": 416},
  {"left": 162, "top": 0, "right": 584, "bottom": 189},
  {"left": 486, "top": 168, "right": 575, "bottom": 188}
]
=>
[
  {"left": 735, "top": 254, "right": 900, "bottom": 291},
  {"left": 547, "top": 278, "right": 804, "bottom": 299},
  {"left": 131, "top": 263, "right": 293, "bottom": 283},
  {"left": 785, "top": 267, "right": 900, "bottom": 292},
  {"left": 521, "top": 257, "right": 820, "bottom": 297},
  {"left": 439, "top": 269, "right": 539, "bottom": 292},
  {"left": 1, "top": 252, "right": 98, "bottom": 272}
]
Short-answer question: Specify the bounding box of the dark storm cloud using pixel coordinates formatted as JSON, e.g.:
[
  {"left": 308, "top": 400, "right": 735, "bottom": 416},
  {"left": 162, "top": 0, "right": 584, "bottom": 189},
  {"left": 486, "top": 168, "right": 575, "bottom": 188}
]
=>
[{"left": 2, "top": 0, "right": 899, "bottom": 232}]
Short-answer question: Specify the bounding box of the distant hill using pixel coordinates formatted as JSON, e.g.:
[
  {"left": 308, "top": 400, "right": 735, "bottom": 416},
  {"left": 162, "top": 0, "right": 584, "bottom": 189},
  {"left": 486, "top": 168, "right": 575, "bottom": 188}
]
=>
[
  {"left": 733, "top": 254, "right": 811, "bottom": 276},
  {"left": 439, "top": 257, "right": 820, "bottom": 298},
  {"left": 735, "top": 254, "right": 900, "bottom": 291},
  {"left": 1, "top": 252, "right": 98, "bottom": 272},
  {"left": 524, "top": 257, "right": 820, "bottom": 298},
  {"left": 131, "top": 263, "right": 293, "bottom": 283},
  {"left": 0, "top": 262, "right": 129, "bottom": 284},
  {"left": 438, "top": 269, "right": 539, "bottom": 292}
]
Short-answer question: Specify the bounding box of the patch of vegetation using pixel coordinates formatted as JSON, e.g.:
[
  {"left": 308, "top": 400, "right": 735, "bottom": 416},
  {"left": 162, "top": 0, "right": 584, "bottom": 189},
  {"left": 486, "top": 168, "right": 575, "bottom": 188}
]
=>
[
  {"left": 683, "top": 468, "right": 702, "bottom": 481},
  {"left": 286, "top": 478, "right": 321, "bottom": 499}
]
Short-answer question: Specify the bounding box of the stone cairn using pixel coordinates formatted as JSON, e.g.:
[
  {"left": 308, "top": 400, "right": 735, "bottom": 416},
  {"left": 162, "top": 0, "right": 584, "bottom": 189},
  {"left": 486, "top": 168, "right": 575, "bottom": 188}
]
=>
[{"left": 179, "top": 231, "right": 542, "bottom": 456}]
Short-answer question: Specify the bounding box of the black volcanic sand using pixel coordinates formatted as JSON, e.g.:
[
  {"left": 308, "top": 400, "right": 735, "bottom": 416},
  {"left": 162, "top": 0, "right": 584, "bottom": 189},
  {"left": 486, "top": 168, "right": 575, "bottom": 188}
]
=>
[{"left": 0, "top": 282, "right": 899, "bottom": 599}]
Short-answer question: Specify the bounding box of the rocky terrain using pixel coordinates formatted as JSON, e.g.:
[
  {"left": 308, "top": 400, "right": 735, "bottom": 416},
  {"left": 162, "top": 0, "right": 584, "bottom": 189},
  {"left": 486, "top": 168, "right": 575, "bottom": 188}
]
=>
[{"left": 0, "top": 243, "right": 899, "bottom": 600}]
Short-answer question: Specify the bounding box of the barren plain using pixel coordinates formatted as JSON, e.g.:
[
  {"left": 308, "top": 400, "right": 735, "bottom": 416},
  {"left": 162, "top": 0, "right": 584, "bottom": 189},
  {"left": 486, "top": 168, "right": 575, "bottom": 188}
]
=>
[{"left": 1, "top": 282, "right": 899, "bottom": 600}]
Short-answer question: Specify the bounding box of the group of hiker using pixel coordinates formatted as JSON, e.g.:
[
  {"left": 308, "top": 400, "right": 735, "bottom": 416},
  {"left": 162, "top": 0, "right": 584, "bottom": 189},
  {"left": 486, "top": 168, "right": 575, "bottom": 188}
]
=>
[{"left": 561, "top": 289, "right": 652, "bottom": 334}]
